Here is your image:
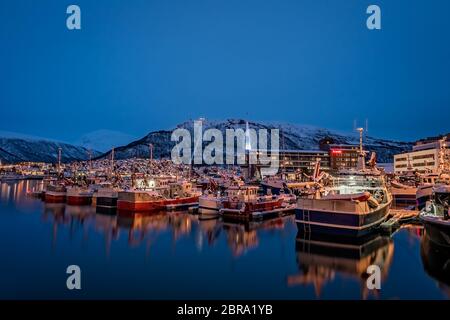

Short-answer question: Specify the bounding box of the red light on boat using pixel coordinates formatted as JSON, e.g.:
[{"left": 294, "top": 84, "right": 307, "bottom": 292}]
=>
[{"left": 331, "top": 150, "right": 342, "bottom": 154}]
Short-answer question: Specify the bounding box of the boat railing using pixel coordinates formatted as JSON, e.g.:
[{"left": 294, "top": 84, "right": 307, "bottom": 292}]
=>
[{"left": 297, "top": 198, "right": 370, "bottom": 214}]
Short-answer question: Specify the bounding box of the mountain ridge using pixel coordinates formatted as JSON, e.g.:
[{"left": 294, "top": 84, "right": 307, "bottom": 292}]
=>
[
  {"left": 97, "top": 119, "right": 413, "bottom": 163},
  {"left": 0, "top": 131, "right": 101, "bottom": 163}
]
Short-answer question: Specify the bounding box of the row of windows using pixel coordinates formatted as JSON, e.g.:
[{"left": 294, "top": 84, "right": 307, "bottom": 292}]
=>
[
  {"left": 412, "top": 154, "right": 435, "bottom": 160},
  {"left": 280, "top": 161, "right": 329, "bottom": 167},
  {"left": 332, "top": 158, "right": 358, "bottom": 162},
  {"left": 396, "top": 153, "right": 435, "bottom": 162},
  {"left": 396, "top": 161, "right": 436, "bottom": 168},
  {"left": 282, "top": 157, "right": 329, "bottom": 162},
  {"left": 414, "top": 161, "right": 435, "bottom": 167}
]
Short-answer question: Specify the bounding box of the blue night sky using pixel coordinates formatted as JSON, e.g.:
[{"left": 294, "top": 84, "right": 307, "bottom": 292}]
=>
[{"left": 1, "top": 0, "right": 449, "bottom": 142}]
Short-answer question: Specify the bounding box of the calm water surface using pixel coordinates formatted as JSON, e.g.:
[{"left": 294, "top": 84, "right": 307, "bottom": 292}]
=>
[{"left": 0, "top": 180, "right": 449, "bottom": 299}]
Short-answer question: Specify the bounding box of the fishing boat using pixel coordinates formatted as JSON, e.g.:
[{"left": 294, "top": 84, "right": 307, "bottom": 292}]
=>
[
  {"left": 416, "top": 173, "right": 450, "bottom": 210},
  {"left": 96, "top": 187, "right": 119, "bottom": 213},
  {"left": 117, "top": 179, "right": 201, "bottom": 213},
  {"left": 44, "top": 183, "right": 67, "bottom": 203},
  {"left": 296, "top": 129, "right": 392, "bottom": 237},
  {"left": 198, "top": 179, "right": 247, "bottom": 217},
  {"left": 390, "top": 156, "right": 419, "bottom": 207},
  {"left": 390, "top": 180, "right": 417, "bottom": 207},
  {"left": 219, "top": 185, "right": 293, "bottom": 220},
  {"left": 198, "top": 191, "right": 224, "bottom": 216},
  {"left": 296, "top": 174, "right": 392, "bottom": 237},
  {"left": 66, "top": 186, "right": 94, "bottom": 205},
  {"left": 419, "top": 184, "right": 450, "bottom": 247}
]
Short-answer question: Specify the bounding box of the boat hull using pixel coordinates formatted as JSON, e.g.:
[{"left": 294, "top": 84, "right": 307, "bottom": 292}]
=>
[
  {"left": 416, "top": 185, "right": 434, "bottom": 210},
  {"left": 391, "top": 189, "right": 417, "bottom": 207},
  {"left": 44, "top": 192, "right": 66, "bottom": 203},
  {"left": 198, "top": 196, "right": 222, "bottom": 215},
  {"left": 117, "top": 195, "right": 199, "bottom": 213},
  {"left": 97, "top": 196, "right": 118, "bottom": 208},
  {"left": 295, "top": 201, "right": 391, "bottom": 238},
  {"left": 67, "top": 196, "right": 92, "bottom": 206},
  {"left": 421, "top": 216, "right": 450, "bottom": 247}
]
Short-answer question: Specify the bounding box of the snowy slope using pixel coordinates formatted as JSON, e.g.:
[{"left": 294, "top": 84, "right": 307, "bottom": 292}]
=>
[
  {"left": 0, "top": 131, "right": 101, "bottom": 163},
  {"left": 74, "top": 130, "right": 137, "bottom": 152},
  {"left": 98, "top": 119, "right": 413, "bottom": 163}
]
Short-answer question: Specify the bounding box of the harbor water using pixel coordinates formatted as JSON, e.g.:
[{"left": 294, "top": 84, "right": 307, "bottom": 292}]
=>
[{"left": 0, "top": 180, "right": 448, "bottom": 299}]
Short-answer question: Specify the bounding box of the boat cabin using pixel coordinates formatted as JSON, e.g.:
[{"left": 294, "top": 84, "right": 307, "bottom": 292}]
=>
[
  {"left": 168, "top": 181, "right": 193, "bottom": 198},
  {"left": 133, "top": 175, "right": 172, "bottom": 190},
  {"left": 226, "top": 186, "right": 259, "bottom": 202}
]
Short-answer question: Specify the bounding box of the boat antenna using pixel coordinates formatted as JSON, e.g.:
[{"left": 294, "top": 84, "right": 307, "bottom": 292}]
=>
[{"left": 356, "top": 127, "right": 365, "bottom": 170}]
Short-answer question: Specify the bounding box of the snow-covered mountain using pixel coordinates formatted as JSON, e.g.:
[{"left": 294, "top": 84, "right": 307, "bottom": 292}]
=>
[
  {"left": 98, "top": 119, "right": 413, "bottom": 163},
  {"left": 0, "top": 131, "right": 100, "bottom": 163},
  {"left": 74, "top": 130, "right": 137, "bottom": 152}
]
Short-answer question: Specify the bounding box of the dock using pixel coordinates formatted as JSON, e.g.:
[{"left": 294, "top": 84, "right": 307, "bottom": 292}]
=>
[{"left": 379, "top": 209, "right": 420, "bottom": 234}]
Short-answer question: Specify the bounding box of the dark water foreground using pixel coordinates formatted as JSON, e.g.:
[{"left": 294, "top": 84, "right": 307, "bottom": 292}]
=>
[{"left": 0, "top": 180, "right": 448, "bottom": 300}]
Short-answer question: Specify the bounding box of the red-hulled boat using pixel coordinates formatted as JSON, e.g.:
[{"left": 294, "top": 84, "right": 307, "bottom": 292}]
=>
[
  {"left": 66, "top": 186, "right": 94, "bottom": 205},
  {"left": 44, "top": 184, "right": 67, "bottom": 203},
  {"left": 117, "top": 179, "right": 201, "bottom": 213},
  {"left": 220, "top": 186, "right": 291, "bottom": 220}
]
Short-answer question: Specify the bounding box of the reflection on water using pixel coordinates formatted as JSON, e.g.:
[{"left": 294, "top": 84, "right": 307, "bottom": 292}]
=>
[
  {"left": 288, "top": 233, "right": 394, "bottom": 299},
  {"left": 223, "top": 218, "right": 286, "bottom": 257},
  {"left": 0, "top": 180, "right": 449, "bottom": 299},
  {"left": 421, "top": 234, "right": 450, "bottom": 298}
]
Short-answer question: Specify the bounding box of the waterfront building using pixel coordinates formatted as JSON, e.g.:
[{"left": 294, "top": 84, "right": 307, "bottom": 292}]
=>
[
  {"left": 241, "top": 149, "right": 330, "bottom": 179},
  {"left": 394, "top": 134, "right": 450, "bottom": 174}
]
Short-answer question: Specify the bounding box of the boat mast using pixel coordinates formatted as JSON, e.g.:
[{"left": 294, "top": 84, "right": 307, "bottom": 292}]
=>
[{"left": 356, "top": 127, "right": 365, "bottom": 171}]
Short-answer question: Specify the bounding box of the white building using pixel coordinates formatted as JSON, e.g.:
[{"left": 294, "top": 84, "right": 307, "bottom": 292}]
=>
[{"left": 394, "top": 138, "right": 449, "bottom": 174}]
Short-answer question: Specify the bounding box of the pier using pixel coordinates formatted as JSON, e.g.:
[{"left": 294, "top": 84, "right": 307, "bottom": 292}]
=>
[{"left": 379, "top": 208, "right": 420, "bottom": 234}]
